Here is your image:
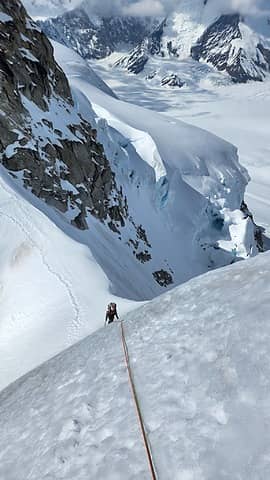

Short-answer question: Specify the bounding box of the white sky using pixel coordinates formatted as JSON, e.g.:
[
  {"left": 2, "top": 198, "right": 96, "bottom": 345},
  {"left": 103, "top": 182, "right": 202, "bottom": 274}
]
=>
[
  {"left": 81, "top": 0, "right": 269, "bottom": 16},
  {"left": 23, "top": 0, "right": 270, "bottom": 17}
]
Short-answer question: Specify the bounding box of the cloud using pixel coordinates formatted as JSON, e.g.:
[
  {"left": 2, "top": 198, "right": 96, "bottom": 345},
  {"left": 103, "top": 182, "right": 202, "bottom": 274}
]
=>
[
  {"left": 122, "top": 0, "right": 165, "bottom": 16},
  {"left": 210, "top": 0, "right": 269, "bottom": 15},
  {"left": 81, "top": 0, "right": 183, "bottom": 17},
  {"left": 80, "top": 0, "right": 269, "bottom": 17}
]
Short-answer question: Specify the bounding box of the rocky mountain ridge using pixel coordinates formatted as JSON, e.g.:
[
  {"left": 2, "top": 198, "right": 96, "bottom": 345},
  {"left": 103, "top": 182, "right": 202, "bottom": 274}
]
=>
[
  {"left": 38, "top": 2, "right": 270, "bottom": 84},
  {"left": 191, "top": 13, "right": 270, "bottom": 83},
  {"left": 117, "top": 12, "right": 270, "bottom": 83},
  {"left": 0, "top": 0, "right": 201, "bottom": 296},
  {"left": 115, "top": 19, "right": 165, "bottom": 74},
  {"left": 38, "top": 9, "right": 159, "bottom": 60},
  {"left": 0, "top": 0, "right": 151, "bottom": 257}
]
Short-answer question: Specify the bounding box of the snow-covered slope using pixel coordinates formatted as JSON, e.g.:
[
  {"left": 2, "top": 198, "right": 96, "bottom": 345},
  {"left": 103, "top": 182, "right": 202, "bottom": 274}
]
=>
[
  {"left": 0, "top": 0, "right": 138, "bottom": 390},
  {"left": 1, "top": 251, "right": 270, "bottom": 479},
  {"left": 0, "top": 0, "right": 263, "bottom": 392},
  {"left": 0, "top": 165, "right": 135, "bottom": 391}
]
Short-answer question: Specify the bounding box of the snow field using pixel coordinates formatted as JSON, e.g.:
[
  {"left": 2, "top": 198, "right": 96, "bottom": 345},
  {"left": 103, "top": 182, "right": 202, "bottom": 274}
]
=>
[
  {"left": 0, "top": 323, "right": 151, "bottom": 480},
  {"left": 0, "top": 166, "right": 135, "bottom": 391},
  {"left": 1, "top": 251, "right": 270, "bottom": 479}
]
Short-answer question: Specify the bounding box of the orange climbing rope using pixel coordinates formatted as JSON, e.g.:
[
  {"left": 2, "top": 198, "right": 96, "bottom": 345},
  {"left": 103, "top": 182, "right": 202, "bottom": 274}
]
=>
[{"left": 120, "top": 320, "right": 157, "bottom": 480}]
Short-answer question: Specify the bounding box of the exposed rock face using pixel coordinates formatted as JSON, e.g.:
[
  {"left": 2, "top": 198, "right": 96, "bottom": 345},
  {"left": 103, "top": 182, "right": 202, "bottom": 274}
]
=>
[
  {"left": 240, "top": 201, "right": 264, "bottom": 252},
  {"left": 191, "top": 14, "right": 270, "bottom": 83},
  {"left": 38, "top": 9, "right": 158, "bottom": 60},
  {"left": 0, "top": 0, "right": 175, "bottom": 290},
  {"left": 116, "top": 42, "right": 150, "bottom": 75},
  {"left": 114, "top": 12, "right": 270, "bottom": 84},
  {"left": 37, "top": 3, "right": 270, "bottom": 84},
  {"left": 0, "top": 0, "right": 127, "bottom": 231},
  {"left": 115, "top": 20, "right": 165, "bottom": 74},
  {"left": 153, "top": 269, "right": 173, "bottom": 287},
  {"left": 161, "top": 74, "right": 185, "bottom": 88}
]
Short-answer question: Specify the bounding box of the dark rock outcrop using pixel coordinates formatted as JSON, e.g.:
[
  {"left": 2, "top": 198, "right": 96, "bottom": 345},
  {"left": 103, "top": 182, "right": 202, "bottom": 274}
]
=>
[
  {"left": 38, "top": 10, "right": 157, "bottom": 60},
  {"left": 161, "top": 74, "right": 185, "bottom": 88},
  {"left": 191, "top": 14, "right": 270, "bottom": 83},
  {"left": 0, "top": 0, "right": 125, "bottom": 230},
  {"left": 0, "top": 0, "right": 173, "bottom": 280},
  {"left": 116, "top": 43, "right": 150, "bottom": 74},
  {"left": 153, "top": 269, "right": 173, "bottom": 287},
  {"left": 115, "top": 20, "right": 165, "bottom": 74},
  {"left": 240, "top": 201, "right": 264, "bottom": 252}
]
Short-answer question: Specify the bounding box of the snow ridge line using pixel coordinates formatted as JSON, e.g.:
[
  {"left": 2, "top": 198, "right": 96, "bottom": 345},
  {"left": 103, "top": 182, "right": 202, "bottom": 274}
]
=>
[
  {"left": 0, "top": 178, "right": 81, "bottom": 335},
  {"left": 120, "top": 321, "right": 158, "bottom": 480}
]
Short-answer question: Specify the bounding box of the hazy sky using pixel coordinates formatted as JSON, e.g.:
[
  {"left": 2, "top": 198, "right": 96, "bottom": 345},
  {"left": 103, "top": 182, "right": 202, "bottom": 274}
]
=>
[
  {"left": 23, "top": 0, "right": 270, "bottom": 18},
  {"left": 81, "top": 0, "right": 270, "bottom": 16}
]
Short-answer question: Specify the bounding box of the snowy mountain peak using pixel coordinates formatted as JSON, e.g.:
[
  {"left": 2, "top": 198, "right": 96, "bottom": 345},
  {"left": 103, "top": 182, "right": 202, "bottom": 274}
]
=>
[
  {"left": 117, "top": 10, "right": 270, "bottom": 83},
  {"left": 0, "top": 1, "right": 269, "bottom": 478},
  {"left": 191, "top": 13, "right": 270, "bottom": 82},
  {"left": 37, "top": 9, "right": 160, "bottom": 60},
  {"left": 37, "top": 0, "right": 270, "bottom": 84}
]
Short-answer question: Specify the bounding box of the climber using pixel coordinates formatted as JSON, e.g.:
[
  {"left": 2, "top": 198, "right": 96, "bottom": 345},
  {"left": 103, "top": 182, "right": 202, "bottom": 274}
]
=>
[{"left": 105, "top": 302, "right": 119, "bottom": 325}]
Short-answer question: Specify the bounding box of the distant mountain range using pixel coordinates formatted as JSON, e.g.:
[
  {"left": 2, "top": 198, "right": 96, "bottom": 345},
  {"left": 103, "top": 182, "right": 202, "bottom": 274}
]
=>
[
  {"left": 36, "top": 0, "right": 270, "bottom": 84},
  {"left": 39, "top": 10, "right": 158, "bottom": 59}
]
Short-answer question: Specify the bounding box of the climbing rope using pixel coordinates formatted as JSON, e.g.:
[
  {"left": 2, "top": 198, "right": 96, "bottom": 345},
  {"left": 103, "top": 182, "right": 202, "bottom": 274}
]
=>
[{"left": 120, "top": 320, "right": 157, "bottom": 480}]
